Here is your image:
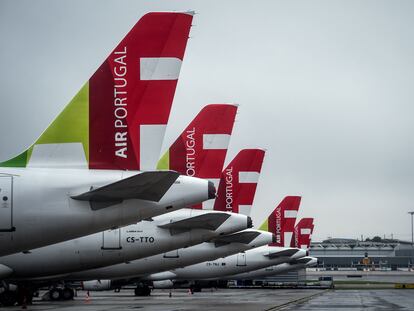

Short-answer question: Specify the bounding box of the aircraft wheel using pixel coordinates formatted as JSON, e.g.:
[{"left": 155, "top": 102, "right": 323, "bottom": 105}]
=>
[
  {"left": 134, "top": 287, "right": 143, "bottom": 296},
  {"left": 191, "top": 285, "right": 202, "bottom": 293},
  {"left": 49, "top": 288, "right": 62, "bottom": 301},
  {"left": 62, "top": 288, "right": 74, "bottom": 300},
  {"left": 0, "top": 290, "right": 17, "bottom": 306},
  {"left": 134, "top": 286, "right": 151, "bottom": 296},
  {"left": 143, "top": 286, "right": 151, "bottom": 296}
]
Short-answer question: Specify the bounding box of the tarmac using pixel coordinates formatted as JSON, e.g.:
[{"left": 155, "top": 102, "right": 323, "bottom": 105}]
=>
[
  {"left": 307, "top": 270, "right": 414, "bottom": 284},
  {"left": 281, "top": 289, "right": 414, "bottom": 310},
  {"left": 1, "top": 288, "right": 414, "bottom": 311}
]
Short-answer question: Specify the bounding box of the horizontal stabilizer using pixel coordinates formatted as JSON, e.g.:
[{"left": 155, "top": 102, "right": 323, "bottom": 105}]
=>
[
  {"left": 293, "top": 257, "right": 314, "bottom": 265},
  {"left": 265, "top": 248, "right": 299, "bottom": 259},
  {"left": 213, "top": 231, "right": 261, "bottom": 247},
  {"left": 71, "top": 171, "right": 179, "bottom": 210},
  {"left": 158, "top": 213, "right": 231, "bottom": 235}
]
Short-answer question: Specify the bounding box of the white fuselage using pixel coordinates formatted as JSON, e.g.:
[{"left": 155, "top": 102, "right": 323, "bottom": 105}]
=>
[
  {"left": 66, "top": 230, "right": 274, "bottom": 281},
  {"left": 150, "top": 245, "right": 307, "bottom": 281},
  {"left": 228, "top": 257, "right": 318, "bottom": 280},
  {"left": 1, "top": 209, "right": 249, "bottom": 280},
  {"left": 0, "top": 168, "right": 210, "bottom": 257}
]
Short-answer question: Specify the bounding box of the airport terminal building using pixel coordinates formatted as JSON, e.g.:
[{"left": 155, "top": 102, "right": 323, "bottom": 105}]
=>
[{"left": 310, "top": 238, "right": 414, "bottom": 269}]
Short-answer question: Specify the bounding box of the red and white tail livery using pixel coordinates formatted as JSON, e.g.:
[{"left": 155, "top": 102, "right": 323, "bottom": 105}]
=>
[
  {"left": 1, "top": 12, "right": 194, "bottom": 170},
  {"left": 90, "top": 12, "right": 194, "bottom": 170},
  {"left": 157, "top": 104, "right": 238, "bottom": 209},
  {"left": 260, "top": 196, "right": 301, "bottom": 247},
  {"left": 291, "top": 218, "right": 314, "bottom": 249},
  {"left": 213, "top": 149, "right": 265, "bottom": 215}
]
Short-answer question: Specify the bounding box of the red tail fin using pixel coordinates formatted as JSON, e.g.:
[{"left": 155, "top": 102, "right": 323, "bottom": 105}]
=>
[
  {"left": 1, "top": 12, "right": 193, "bottom": 170},
  {"left": 291, "top": 218, "right": 314, "bottom": 249},
  {"left": 213, "top": 149, "right": 265, "bottom": 215},
  {"left": 157, "top": 104, "right": 238, "bottom": 209},
  {"left": 260, "top": 196, "right": 301, "bottom": 247},
  {"left": 89, "top": 12, "right": 193, "bottom": 170}
]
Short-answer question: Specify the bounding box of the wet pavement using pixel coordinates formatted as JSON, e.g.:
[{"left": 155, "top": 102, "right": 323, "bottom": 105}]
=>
[
  {"left": 307, "top": 270, "right": 414, "bottom": 284},
  {"left": 1, "top": 289, "right": 323, "bottom": 311},
  {"left": 281, "top": 290, "right": 414, "bottom": 310},
  {"left": 1, "top": 289, "right": 414, "bottom": 310}
]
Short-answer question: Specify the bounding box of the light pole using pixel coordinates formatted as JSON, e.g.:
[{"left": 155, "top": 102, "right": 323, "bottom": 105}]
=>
[{"left": 409, "top": 212, "right": 414, "bottom": 247}]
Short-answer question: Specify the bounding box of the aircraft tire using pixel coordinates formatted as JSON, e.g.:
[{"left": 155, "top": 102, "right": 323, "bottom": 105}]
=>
[
  {"left": 49, "top": 288, "right": 62, "bottom": 301},
  {"left": 62, "top": 288, "right": 74, "bottom": 300},
  {"left": 134, "top": 286, "right": 151, "bottom": 296},
  {"left": 191, "top": 285, "right": 202, "bottom": 293},
  {"left": 0, "top": 291, "right": 17, "bottom": 307}
]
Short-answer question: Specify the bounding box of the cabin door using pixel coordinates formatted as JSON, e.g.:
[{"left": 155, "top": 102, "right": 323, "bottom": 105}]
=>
[{"left": 102, "top": 228, "right": 121, "bottom": 249}]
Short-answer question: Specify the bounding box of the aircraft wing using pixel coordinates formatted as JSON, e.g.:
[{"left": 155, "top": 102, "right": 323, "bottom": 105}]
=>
[
  {"left": 213, "top": 231, "right": 261, "bottom": 247},
  {"left": 71, "top": 171, "right": 179, "bottom": 210},
  {"left": 158, "top": 213, "right": 231, "bottom": 235},
  {"left": 265, "top": 248, "right": 299, "bottom": 259}
]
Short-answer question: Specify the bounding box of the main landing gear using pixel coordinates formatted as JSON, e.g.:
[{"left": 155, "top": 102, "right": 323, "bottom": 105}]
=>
[
  {"left": 47, "top": 287, "right": 75, "bottom": 301},
  {"left": 134, "top": 284, "right": 151, "bottom": 296}
]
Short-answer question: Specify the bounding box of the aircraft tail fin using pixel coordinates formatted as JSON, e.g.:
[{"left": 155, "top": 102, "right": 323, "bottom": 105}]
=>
[
  {"left": 291, "top": 218, "right": 314, "bottom": 249},
  {"left": 157, "top": 104, "right": 238, "bottom": 209},
  {"left": 0, "top": 12, "right": 193, "bottom": 170},
  {"left": 259, "top": 196, "right": 301, "bottom": 247},
  {"left": 213, "top": 149, "right": 265, "bottom": 215}
]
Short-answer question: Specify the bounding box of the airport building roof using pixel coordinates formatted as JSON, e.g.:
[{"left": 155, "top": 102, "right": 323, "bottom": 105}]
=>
[{"left": 310, "top": 238, "right": 414, "bottom": 268}]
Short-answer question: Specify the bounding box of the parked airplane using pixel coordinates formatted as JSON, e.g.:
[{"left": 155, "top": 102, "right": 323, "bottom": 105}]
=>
[
  {"left": 0, "top": 12, "right": 215, "bottom": 257},
  {"left": 225, "top": 256, "right": 318, "bottom": 281},
  {"left": 80, "top": 149, "right": 273, "bottom": 295},
  {"left": 1, "top": 210, "right": 250, "bottom": 281},
  {"left": 81, "top": 228, "right": 272, "bottom": 295},
  {"left": 0, "top": 103, "right": 240, "bottom": 304},
  {"left": 226, "top": 218, "right": 316, "bottom": 280},
  {"left": 144, "top": 196, "right": 306, "bottom": 286}
]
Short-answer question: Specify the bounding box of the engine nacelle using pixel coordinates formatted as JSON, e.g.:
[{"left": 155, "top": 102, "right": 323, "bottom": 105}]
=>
[
  {"left": 82, "top": 280, "right": 112, "bottom": 291},
  {"left": 152, "top": 280, "right": 174, "bottom": 289}
]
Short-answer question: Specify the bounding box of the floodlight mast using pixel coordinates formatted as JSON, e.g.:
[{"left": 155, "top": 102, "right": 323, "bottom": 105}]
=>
[{"left": 409, "top": 211, "right": 414, "bottom": 247}]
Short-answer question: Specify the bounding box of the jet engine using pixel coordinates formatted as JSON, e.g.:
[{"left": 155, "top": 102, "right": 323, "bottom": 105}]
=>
[
  {"left": 82, "top": 280, "right": 112, "bottom": 291},
  {"left": 152, "top": 280, "right": 174, "bottom": 289}
]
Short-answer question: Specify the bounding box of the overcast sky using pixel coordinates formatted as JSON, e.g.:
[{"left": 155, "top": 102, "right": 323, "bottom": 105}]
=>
[{"left": 1, "top": 0, "right": 414, "bottom": 242}]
